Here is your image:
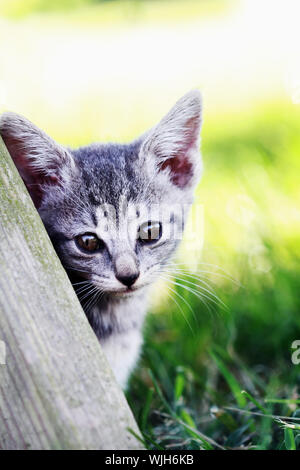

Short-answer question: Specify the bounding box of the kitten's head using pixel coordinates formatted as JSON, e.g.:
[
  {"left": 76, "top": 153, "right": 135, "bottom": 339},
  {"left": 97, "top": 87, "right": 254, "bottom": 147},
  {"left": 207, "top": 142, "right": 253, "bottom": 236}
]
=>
[{"left": 0, "top": 90, "right": 202, "bottom": 300}]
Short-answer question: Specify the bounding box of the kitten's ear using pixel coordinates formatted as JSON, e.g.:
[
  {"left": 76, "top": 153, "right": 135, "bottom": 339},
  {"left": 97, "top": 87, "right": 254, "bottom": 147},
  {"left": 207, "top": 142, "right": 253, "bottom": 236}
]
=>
[
  {"left": 0, "top": 112, "right": 76, "bottom": 208},
  {"left": 141, "top": 90, "right": 202, "bottom": 189}
]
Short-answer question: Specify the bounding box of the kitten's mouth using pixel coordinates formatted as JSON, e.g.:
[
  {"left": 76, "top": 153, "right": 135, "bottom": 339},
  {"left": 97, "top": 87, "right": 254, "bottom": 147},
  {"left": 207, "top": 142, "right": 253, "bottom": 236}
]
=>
[
  {"left": 109, "top": 287, "right": 140, "bottom": 297},
  {"left": 68, "top": 269, "right": 146, "bottom": 299},
  {"left": 107, "top": 283, "right": 151, "bottom": 298}
]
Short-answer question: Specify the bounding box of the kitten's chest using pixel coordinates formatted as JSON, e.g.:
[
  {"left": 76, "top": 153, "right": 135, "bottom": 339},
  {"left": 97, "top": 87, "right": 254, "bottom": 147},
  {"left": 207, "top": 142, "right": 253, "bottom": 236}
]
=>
[
  {"left": 101, "top": 329, "right": 143, "bottom": 388},
  {"left": 88, "top": 294, "right": 148, "bottom": 387}
]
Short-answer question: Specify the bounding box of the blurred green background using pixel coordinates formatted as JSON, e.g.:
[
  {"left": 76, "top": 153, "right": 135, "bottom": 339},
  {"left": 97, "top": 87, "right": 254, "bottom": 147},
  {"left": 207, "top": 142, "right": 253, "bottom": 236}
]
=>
[{"left": 1, "top": 0, "right": 300, "bottom": 450}]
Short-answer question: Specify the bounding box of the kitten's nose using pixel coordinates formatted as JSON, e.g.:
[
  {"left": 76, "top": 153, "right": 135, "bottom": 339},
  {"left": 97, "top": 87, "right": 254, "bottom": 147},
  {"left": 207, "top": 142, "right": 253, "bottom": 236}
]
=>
[
  {"left": 114, "top": 252, "right": 139, "bottom": 288},
  {"left": 116, "top": 271, "right": 139, "bottom": 288}
]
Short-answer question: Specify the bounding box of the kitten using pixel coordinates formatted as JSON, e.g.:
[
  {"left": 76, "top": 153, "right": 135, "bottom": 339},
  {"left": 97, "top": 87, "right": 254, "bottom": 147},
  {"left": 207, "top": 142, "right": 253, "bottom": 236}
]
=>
[{"left": 0, "top": 90, "right": 202, "bottom": 388}]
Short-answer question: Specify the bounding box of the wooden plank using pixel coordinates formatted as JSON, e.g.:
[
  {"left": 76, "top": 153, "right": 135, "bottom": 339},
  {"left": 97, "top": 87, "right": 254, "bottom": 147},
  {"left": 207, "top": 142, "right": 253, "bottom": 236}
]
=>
[{"left": 0, "top": 135, "right": 142, "bottom": 450}]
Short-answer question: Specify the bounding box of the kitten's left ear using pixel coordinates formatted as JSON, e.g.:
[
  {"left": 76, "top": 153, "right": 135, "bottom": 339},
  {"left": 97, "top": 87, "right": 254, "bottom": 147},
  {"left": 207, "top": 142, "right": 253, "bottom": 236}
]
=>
[
  {"left": 141, "top": 90, "right": 202, "bottom": 189},
  {"left": 0, "top": 112, "right": 77, "bottom": 208}
]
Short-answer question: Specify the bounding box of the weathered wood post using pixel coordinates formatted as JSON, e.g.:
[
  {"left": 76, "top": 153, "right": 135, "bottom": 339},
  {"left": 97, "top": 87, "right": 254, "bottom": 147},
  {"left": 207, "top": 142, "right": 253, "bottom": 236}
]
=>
[{"left": 0, "top": 135, "right": 143, "bottom": 450}]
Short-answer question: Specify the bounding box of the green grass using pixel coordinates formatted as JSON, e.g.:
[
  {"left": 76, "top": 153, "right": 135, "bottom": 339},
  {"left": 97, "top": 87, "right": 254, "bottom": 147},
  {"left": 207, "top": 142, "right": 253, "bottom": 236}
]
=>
[{"left": 127, "top": 102, "right": 300, "bottom": 450}]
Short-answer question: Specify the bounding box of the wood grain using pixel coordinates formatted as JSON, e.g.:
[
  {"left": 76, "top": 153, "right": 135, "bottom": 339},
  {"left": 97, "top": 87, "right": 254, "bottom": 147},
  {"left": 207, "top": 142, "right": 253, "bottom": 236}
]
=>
[{"left": 0, "top": 135, "right": 143, "bottom": 450}]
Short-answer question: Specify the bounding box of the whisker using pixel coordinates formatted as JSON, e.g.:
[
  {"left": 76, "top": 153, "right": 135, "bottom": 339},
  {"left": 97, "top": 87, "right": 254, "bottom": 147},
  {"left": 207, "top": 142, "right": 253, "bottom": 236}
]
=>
[
  {"left": 160, "top": 270, "right": 228, "bottom": 310},
  {"left": 159, "top": 274, "right": 216, "bottom": 315},
  {"left": 78, "top": 285, "right": 99, "bottom": 303},
  {"left": 164, "top": 262, "right": 242, "bottom": 287},
  {"left": 163, "top": 283, "right": 195, "bottom": 335},
  {"left": 150, "top": 271, "right": 201, "bottom": 322},
  {"left": 83, "top": 287, "right": 104, "bottom": 313},
  {"left": 64, "top": 265, "right": 92, "bottom": 275},
  {"left": 75, "top": 283, "right": 94, "bottom": 295},
  {"left": 162, "top": 266, "right": 217, "bottom": 293},
  {"left": 71, "top": 280, "right": 91, "bottom": 286},
  {"left": 91, "top": 290, "right": 105, "bottom": 312}
]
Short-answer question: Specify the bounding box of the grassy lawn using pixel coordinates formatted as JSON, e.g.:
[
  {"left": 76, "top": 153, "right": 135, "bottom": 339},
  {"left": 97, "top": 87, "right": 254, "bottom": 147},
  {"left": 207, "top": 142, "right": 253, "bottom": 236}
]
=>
[{"left": 127, "top": 102, "right": 300, "bottom": 450}]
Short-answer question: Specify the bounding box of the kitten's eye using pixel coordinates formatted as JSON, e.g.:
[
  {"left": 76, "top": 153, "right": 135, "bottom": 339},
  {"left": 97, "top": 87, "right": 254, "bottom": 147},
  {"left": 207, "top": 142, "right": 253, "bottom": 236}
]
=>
[
  {"left": 138, "top": 221, "right": 162, "bottom": 244},
  {"left": 76, "top": 233, "right": 104, "bottom": 252}
]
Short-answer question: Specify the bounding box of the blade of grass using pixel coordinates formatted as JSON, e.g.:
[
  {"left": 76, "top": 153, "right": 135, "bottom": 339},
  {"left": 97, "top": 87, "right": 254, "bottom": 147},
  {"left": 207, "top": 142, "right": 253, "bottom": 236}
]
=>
[
  {"left": 174, "top": 368, "right": 185, "bottom": 402},
  {"left": 224, "top": 406, "right": 300, "bottom": 421},
  {"left": 148, "top": 369, "right": 174, "bottom": 417},
  {"left": 284, "top": 427, "right": 296, "bottom": 450},
  {"left": 241, "top": 390, "right": 268, "bottom": 414},
  {"left": 180, "top": 409, "right": 214, "bottom": 449},
  {"left": 127, "top": 428, "right": 165, "bottom": 450},
  {"left": 265, "top": 398, "right": 300, "bottom": 405},
  {"left": 140, "top": 387, "right": 154, "bottom": 432},
  {"left": 210, "top": 350, "right": 246, "bottom": 407},
  {"left": 148, "top": 369, "right": 226, "bottom": 450}
]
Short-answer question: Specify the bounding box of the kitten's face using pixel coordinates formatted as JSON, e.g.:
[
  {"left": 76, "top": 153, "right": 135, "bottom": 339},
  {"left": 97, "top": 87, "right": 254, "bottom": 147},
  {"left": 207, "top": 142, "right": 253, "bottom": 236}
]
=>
[
  {"left": 40, "top": 142, "right": 194, "bottom": 298},
  {"left": 0, "top": 90, "right": 202, "bottom": 300}
]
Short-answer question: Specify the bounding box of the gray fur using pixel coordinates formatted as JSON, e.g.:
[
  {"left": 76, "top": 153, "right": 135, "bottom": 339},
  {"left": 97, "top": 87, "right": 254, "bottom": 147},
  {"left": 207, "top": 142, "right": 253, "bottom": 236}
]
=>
[{"left": 0, "top": 90, "right": 203, "bottom": 387}]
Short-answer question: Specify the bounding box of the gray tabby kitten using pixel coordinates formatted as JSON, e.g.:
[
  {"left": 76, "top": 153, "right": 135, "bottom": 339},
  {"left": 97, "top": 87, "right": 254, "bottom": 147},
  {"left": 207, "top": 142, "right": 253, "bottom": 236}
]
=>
[{"left": 0, "top": 90, "right": 202, "bottom": 388}]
